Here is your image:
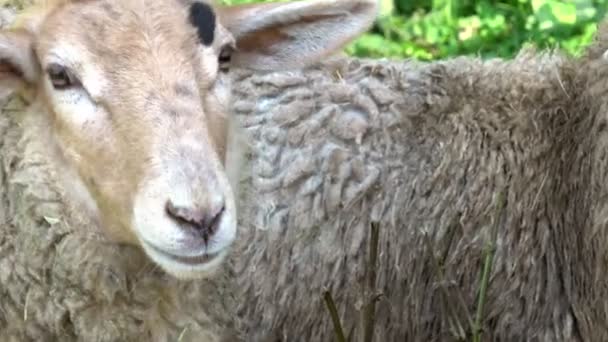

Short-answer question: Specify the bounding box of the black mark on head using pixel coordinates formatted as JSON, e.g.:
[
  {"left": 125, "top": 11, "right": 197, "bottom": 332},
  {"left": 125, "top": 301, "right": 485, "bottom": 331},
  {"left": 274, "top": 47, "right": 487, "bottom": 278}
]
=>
[{"left": 189, "top": 2, "right": 216, "bottom": 46}]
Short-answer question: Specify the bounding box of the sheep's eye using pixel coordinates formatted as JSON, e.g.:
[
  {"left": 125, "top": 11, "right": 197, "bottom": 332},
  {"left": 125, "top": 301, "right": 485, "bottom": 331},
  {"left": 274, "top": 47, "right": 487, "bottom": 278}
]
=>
[
  {"left": 46, "top": 63, "right": 80, "bottom": 90},
  {"left": 218, "top": 45, "right": 234, "bottom": 73}
]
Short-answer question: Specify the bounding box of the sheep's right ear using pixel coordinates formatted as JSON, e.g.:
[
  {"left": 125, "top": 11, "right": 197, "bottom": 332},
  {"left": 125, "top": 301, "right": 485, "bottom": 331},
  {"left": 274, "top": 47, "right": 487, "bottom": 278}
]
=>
[
  {"left": 0, "top": 30, "right": 39, "bottom": 100},
  {"left": 218, "top": 0, "right": 378, "bottom": 71}
]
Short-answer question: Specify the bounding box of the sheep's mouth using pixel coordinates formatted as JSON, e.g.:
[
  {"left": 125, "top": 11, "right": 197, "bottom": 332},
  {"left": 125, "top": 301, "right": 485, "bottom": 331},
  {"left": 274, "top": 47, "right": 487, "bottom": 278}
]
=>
[{"left": 145, "top": 242, "right": 221, "bottom": 266}]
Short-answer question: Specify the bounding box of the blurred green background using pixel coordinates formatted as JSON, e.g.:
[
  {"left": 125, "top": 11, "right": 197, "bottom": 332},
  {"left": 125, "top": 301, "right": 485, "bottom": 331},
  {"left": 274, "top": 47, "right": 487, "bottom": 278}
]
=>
[{"left": 221, "top": 0, "right": 608, "bottom": 61}]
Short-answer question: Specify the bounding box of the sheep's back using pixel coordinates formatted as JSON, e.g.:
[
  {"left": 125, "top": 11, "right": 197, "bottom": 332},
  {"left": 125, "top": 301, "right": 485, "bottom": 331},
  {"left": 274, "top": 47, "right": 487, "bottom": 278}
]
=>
[{"left": 231, "top": 52, "right": 608, "bottom": 341}]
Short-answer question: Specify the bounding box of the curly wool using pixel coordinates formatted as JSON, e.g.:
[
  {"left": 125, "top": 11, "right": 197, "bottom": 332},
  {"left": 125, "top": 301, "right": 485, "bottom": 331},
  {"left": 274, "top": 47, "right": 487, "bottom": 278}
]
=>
[{"left": 230, "top": 25, "right": 608, "bottom": 341}]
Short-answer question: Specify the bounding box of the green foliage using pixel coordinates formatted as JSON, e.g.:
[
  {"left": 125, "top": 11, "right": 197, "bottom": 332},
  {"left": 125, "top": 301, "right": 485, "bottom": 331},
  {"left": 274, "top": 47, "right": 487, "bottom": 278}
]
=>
[{"left": 220, "top": 0, "right": 608, "bottom": 60}]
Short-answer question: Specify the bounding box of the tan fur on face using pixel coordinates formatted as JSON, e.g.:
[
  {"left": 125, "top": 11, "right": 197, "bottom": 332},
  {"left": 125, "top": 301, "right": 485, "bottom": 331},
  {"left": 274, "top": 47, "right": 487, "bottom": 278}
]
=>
[
  {"left": 38, "top": 0, "right": 204, "bottom": 239},
  {"left": 9, "top": 0, "right": 240, "bottom": 279}
]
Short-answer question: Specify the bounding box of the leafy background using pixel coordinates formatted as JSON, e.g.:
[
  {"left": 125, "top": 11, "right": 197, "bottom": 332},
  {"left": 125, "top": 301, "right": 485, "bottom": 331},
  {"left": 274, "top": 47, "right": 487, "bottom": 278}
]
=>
[{"left": 221, "top": 0, "right": 608, "bottom": 61}]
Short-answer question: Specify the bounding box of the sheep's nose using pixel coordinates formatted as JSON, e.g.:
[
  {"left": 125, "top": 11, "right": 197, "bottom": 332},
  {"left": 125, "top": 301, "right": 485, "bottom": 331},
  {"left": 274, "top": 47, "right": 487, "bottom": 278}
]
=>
[{"left": 165, "top": 199, "right": 225, "bottom": 240}]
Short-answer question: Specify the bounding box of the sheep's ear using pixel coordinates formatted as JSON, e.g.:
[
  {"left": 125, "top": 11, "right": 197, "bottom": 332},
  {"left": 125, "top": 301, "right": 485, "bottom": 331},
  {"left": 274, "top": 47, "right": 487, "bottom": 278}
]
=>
[
  {"left": 219, "top": 0, "right": 378, "bottom": 71},
  {"left": 0, "top": 30, "right": 39, "bottom": 100}
]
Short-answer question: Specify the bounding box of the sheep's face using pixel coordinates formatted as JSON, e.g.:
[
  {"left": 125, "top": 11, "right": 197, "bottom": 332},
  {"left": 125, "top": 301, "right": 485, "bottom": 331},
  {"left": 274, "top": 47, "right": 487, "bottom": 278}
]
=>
[{"left": 0, "top": 0, "right": 378, "bottom": 279}]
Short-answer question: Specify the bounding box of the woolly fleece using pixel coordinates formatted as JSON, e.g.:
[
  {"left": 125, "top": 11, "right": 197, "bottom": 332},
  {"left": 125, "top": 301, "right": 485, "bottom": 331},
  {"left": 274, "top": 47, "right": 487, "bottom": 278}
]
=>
[{"left": 231, "top": 25, "right": 608, "bottom": 341}]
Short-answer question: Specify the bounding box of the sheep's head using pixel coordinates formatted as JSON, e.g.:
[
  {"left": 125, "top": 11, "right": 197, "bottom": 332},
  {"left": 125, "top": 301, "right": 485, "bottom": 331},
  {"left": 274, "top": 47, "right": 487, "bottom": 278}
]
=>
[{"left": 0, "top": 0, "right": 377, "bottom": 279}]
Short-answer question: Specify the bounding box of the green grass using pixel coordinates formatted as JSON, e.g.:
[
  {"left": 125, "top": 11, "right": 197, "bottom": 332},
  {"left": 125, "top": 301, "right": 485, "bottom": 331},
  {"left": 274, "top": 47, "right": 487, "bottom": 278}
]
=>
[{"left": 221, "top": 0, "right": 608, "bottom": 61}]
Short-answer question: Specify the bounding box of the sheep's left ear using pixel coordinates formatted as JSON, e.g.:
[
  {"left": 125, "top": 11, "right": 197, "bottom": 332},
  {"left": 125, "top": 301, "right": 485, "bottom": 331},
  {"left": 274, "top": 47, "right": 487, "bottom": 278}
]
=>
[
  {"left": 218, "top": 0, "right": 378, "bottom": 71},
  {"left": 0, "top": 29, "right": 39, "bottom": 101}
]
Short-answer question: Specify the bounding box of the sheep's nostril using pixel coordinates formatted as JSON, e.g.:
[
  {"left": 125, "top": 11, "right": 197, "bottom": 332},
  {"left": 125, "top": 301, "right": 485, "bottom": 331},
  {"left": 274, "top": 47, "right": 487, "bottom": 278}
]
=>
[
  {"left": 166, "top": 201, "right": 199, "bottom": 224},
  {"left": 204, "top": 204, "right": 225, "bottom": 236},
  {"left": 165, "top": 200, "right": 225, "bottom": 238}
]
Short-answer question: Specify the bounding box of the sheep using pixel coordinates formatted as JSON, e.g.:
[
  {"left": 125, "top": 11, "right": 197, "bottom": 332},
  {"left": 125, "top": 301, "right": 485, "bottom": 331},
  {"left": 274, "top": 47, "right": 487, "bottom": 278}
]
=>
[
  {"left": 229, "top": 23, "right": 608, "bottom": 341},
  {"left": 0, "top": 0, "right": 378, "bottom": 341}
]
